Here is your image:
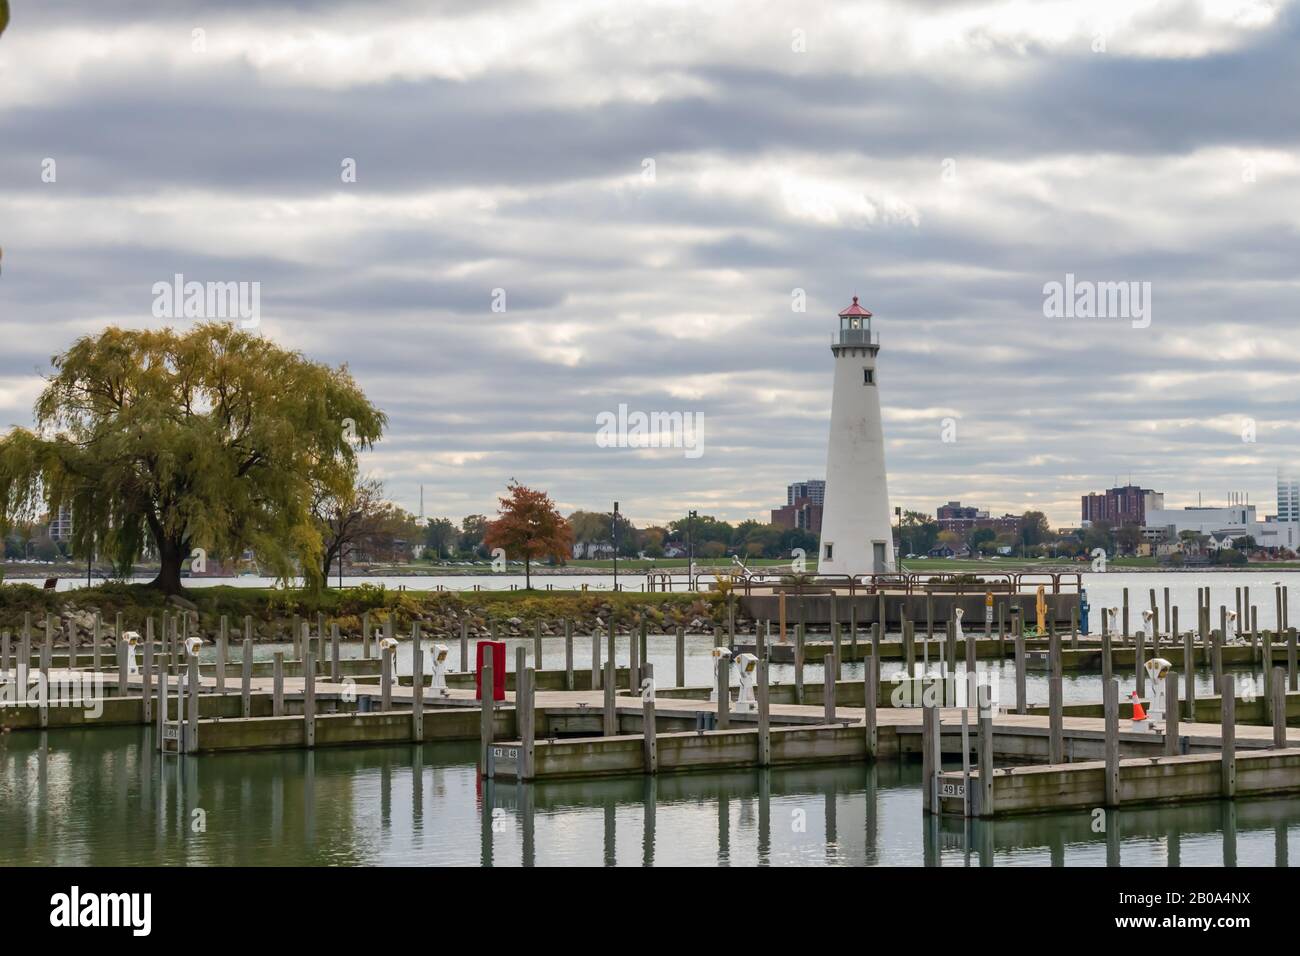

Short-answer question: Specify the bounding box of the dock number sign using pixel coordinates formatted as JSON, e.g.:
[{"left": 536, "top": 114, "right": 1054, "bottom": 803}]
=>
[
  {"left": 985, "top": 592, "right": 994, "bottom": 626},
  {"left": 940, "top": 782, "right": 965, "bottom": 798}
]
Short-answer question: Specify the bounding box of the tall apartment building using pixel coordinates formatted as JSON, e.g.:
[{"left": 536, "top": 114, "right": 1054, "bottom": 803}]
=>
[
  {"left": 787, "top": 480, "right": 826, "bottom": 507},
  {"left": 1081, "top": 484, "right": 1163, "bottom": 526},
  {"left": 48, "top": 504, "right": 74, "bottom": 542},
  {"left": 1279, "top": 470, "right": 1300, "bottom": 523}
]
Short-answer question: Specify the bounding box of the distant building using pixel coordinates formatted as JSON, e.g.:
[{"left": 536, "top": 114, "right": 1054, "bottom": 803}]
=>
[
  {"left": 1081, "top": 485, "right": 1163, "bottom": 526},
  {"left": 48, "top": 505, "right": 73, "bottom": 543},
  {"left": 572, "top": 541, "right": 618, "bottom": 559},
  {"left": 787, "top": 480, "right": 826, "bottom": 507},
  {"left": 1144, "top": 504, "right": 1256, "bottom": 540},
  {"left": 772, "top": 498, "right": 823, "bottom": 534},
  {"left": 936, "top": 501, "right": 1023, "bottom": 539},
  {"left": 936, "top": 501, "right": 981, "bottom": 533},
  {"left": 772, "top": 479, "right": 825, "bottom": 533},
  {"left": 1279, "top": 470, "right": 1300, "bottom": 523}
]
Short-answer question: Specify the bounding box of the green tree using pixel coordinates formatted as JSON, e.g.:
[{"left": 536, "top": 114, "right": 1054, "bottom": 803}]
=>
[
  {"left": 424, "top": 517, "right": 457, "bottom": 558},
  {"left": 970, "top": 527, "right": 996, "bottom": 554},
  {"left": 459, "top": 514, "right": 488, "bottom": 556},
  {"left": 1020, "top": 511, "right": 1051, "bottom": 547},
  {"left": 0, "top": 324, "right": 385, "bottom": 594},
  {"left": 897, "top": 510, "right": 938, "bottom": 555}
]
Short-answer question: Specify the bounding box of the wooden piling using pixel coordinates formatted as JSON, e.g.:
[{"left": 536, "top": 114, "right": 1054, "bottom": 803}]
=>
[
  {"left": 141, "top": 620, "right": 153, "bottom": 725},
  {"left": 921, "top": 704, "right": 939, "bottom": 814},
  {"left": 241, "top": 639, "right": 252, "bottom": 718},
  {"left": 1183, "top": 624, "right": 1195, "bottom": 720},
  {"left": 302, "top": 651, "right": 316, "bottom": 749},
  {"left": 1221, "top": 674, "right": 1236, "bottom": 798},
  {"left": 186, "top": 652, "right": 200, "bottom": 753},
  {"left": 592, "top": 629, "right": 602, "bottom": 691},
  {"left": 116, "top": 621, "right": 128, "bottom": 696},
  {"left": 675, "top": 626, "right": 685, "bottom": 689},
  {"left": 458, "top": 618, "right": 467, "bottom": 671},
  {"left": 1101, "top": 625, "right": 1113, "bottom": 684},
  {"left": 757, "top": 658, "right": 771, "bottom": 766},
  {"left": 155, "top": 668, "right": 166, "bottom": 742},
  {"left": 628, "top": 618, "right": 640, "bottom": 689},
  {"left": 564, "top": 619, "right": 574, "bottom": 690},
  {"left": 823, "top": 651, "right": 836, "bottom": 724},
  {"left": 92, "top": 613, "right": 101, "bottom": 672},
  {"left": 1273, "top": 668, "right": 1287, "bottom": 748},
  {"left": 331, "top": 623, "right": 341, "bottom": 683},
  {"left": 363, "top": 611, "right": 372, "bottom": 660},
  {"left": 1289, "top": 629, "right": 1298, "bottom": 692},
  {"left": 1104, "top": 678, "right": 1120, "bottom": 807},
  {"left": 1014, "top": 626, "right": 1026, "bottom": 716},
  {"left": 216, "top": 615, "right": 227, "bottom": 694},
  {"left": 977, "top": 706, "right": 994, "bottom": 818},
  {"left": 39, "top": 636, "right": 50, "bottom": 728},
  {"left": 607, "top": 615, "right": 617, "bottom": 690},
  {"left": 1122, "top": 588, "right": 1130, "bottom": 646},
  {"left": 1135, "top": 619, "right": 1147, "bottom": 698},
  {"left": 1049, "top": 674, "right": 1064, "bottom": 765},
  {"left": 717, "top": 653, "right": 730, "bottom": 730},
  {"left": 794, "top": 624, "right": 805, "bottom": 704},
  {"left": 411, "top": 636, "right": 424, "bottom": 743},
  {"left": 1165, "top": 670, "right": 1180, "bottom": 756},
  {"left": 479, "top": 657, "right": 495, "bottom": 769},
  {"left": 272, "top": 652, "right": 285, "bottom": 716},
  {"left": 381, "top": 646, "right": 393, "bottom": 711},
  {"left": 864, "top": 654, "right": 878, "bottom": 760},
  {"left": 903, "top": 619, "right": 915, "bottom": 676},
  {"left": 603, "top": 659, "right": 617, "bottom": 736},
  {"left": 534, "top": 620, "right": 544, "bottom": 672},
  {"left": 641, "top": 662, "right": 656, "bottom": 774}
]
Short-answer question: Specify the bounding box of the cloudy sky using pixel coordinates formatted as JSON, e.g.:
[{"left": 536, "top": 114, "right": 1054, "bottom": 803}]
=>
[{"left": 2, "top": 0, "right": 1298, "bottom": 530}]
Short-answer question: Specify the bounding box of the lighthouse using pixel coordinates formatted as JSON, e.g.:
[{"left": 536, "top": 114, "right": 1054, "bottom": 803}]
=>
[{"left": 817, "top": 295, "right": 896, "bottom": 576}]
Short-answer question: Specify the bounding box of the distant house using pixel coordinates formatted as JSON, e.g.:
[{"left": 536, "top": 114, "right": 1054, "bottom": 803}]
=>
[
  {"left": 1206, "top": 533, "right": 1240, "bottom": 552},
  {"left": 572, "top": 541, "right": 617, "bottom": 559},
  {"left": 928, "top": 545, "right": 956, "bottom": 559}
]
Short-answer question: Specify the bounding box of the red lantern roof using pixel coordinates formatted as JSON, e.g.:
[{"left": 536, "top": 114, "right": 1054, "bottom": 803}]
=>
[{"left": 838, "top": 296, "right": 872, "bottom": 317}]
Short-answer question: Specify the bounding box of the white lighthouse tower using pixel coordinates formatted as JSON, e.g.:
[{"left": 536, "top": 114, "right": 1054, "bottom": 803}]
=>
[{"left": 817, "top": 295, "right": 896, "bottom": 576}]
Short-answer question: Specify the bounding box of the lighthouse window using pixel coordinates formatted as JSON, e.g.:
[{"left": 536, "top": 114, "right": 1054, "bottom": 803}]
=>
[
  {"left": 824, "top": 543, "right": 833, "bottom": 560},
  {"left": 863, "top": 368, "right": 874, "bottom": 385}
]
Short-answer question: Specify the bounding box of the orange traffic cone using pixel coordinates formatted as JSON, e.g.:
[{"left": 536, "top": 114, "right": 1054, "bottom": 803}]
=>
[{"left": 1129, "top": 691, "right": 1147, "bottom": 722}]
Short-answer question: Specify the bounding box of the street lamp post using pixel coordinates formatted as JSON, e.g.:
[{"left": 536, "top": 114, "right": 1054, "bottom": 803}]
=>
[
  {"left": 612, "top": 501, "right": 619, "bottom": 592},
  {"left": 687, "top": 509, "right": 698, "bottom": 590}
]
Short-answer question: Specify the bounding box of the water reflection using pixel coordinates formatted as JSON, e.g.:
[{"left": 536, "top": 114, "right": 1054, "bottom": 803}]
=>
[{"left": 1, "top": 728, "right": 1296, "bottom": 866}]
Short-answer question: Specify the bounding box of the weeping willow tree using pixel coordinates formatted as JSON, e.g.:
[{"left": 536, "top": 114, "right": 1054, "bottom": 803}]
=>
[{"left": 0, "top": 323, "right": 386, "bottom": 594}]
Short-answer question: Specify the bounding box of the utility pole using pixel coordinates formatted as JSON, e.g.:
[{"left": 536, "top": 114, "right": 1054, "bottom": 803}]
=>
[
  {"left": 612, "top": 501, "right": 619, "bottom": 592},
  {"left": 687, "top": 509, "right": 698, "bottom": 589}
]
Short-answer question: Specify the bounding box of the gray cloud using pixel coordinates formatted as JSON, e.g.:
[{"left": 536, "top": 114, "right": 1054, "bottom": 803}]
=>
[{"left": 2, "top": 1, "right": 1299, "bottom": 529}]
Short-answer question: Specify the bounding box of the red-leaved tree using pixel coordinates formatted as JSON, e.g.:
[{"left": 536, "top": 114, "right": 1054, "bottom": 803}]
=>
[{"left": 483, "top": 480, "right": 573, "bottom": 589}]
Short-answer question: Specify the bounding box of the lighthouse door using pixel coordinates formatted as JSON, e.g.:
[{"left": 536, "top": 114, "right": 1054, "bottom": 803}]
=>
[{"left": 872, "top": 542, "right": 886, "bottom": 572}]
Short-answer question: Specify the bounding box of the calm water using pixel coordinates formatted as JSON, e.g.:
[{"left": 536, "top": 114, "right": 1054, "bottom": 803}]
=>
[{"left": 2, "top": 727, "right": 1294, "bottom": 866}]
